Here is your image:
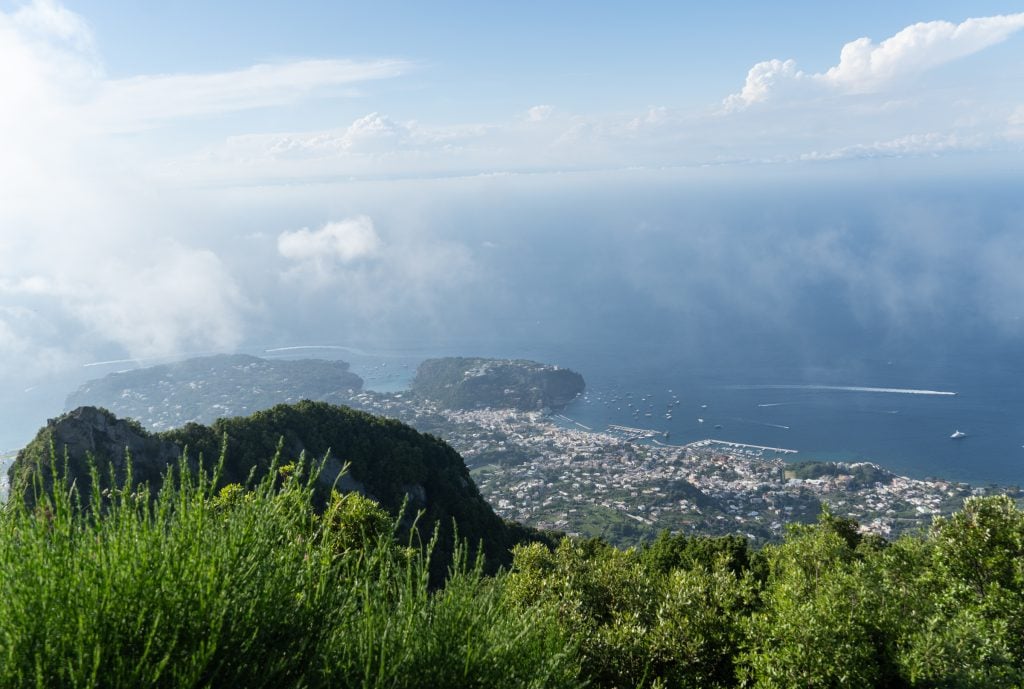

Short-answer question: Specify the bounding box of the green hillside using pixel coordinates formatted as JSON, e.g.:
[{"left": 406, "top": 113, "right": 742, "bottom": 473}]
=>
[
  {"left": 411, "top": 357, "right": 585, "bottom": 411},
  {"left": 10, "top": 401, "right": 545, "bottom": 573}
]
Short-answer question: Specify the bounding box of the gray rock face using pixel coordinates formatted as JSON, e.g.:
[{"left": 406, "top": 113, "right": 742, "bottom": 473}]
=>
[{"left": 9, "top": 407, "right": 184, "bottom": 505}]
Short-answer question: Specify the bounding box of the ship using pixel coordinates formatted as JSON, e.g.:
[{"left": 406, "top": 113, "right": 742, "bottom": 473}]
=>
[{"left": 950, "top": 430, "right": 967, "bottom": 439}]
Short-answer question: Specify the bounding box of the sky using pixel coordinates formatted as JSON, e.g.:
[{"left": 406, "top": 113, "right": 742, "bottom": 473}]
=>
[{"left": 2, "top": 1, "right": 1024, "bottom": 444}]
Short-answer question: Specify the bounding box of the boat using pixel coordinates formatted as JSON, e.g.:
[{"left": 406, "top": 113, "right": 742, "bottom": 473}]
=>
[{"left": 950, "top": 430, "right": 967, "bottom": 439}]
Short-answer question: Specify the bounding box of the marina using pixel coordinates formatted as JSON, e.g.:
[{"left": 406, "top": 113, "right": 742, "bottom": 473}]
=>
[{"left": 688, "top": 438, "right": 798, "bottom": 455}]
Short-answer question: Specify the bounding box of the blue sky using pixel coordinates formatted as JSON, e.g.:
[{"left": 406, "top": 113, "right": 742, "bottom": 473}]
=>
[
  {"left": 1, "top": 0, "right": 1024, "bottom": 398},
  {"left": 53, "top": 1, "right": 1024, "bottom": 121}
]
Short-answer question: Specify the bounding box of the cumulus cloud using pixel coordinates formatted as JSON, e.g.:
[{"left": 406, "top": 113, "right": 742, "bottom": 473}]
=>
[
  {"left": 725, "top": 13, "right": 1024, "bottom": 110},
  {"left": 0, "top": 0, "right": 411, "bottom": 385},
  {"left": 278, "top": 217, "right": 382, "bottom": 265},
  {"left": 527, "top": 105, "right": 554, "bottom": 122}
]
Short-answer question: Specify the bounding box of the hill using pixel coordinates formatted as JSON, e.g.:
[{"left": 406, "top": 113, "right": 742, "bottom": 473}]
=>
[
  {"left": 65, "top": 354, "right": 363, "bottom": 431},
  {"left": 9, "top": 401, "right": 541, "bottom": 571},
  {"left": 411, "top": 357, "right": 585, "bottom": 411}
]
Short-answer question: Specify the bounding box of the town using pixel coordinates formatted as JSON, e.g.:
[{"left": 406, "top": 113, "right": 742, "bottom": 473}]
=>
[{"left": 342, "top": 390, "right": 1016, "bottom": 545}]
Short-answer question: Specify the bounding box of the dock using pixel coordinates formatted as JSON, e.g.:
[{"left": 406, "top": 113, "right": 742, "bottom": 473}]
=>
[
  {"left": 688, "top": 438, "right": 798, "bottom": 455},
  {"left": 606, "top": 424, "right": 660, "bottom": 440},
  {"left": 554, "top": 414, "right": 593, "bottom": 431}
]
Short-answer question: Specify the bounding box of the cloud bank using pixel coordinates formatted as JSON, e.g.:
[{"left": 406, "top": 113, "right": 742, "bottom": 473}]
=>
[
  {"left": 1, "top": 0, "right": 1023, "bottom": 434},
  {"left": 0, "top": 0, "right": 409, "bottom": 381},
  {"left": 725, "top": 13, "right": 1024, "bottom": 110}
]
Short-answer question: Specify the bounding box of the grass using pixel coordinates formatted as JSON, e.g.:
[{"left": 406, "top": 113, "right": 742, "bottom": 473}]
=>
[{"left": 0, "top": 448, "right": 581, "bottom": 689}]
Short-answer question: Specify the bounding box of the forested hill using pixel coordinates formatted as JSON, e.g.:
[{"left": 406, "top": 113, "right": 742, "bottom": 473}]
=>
[
  {"left": 65, "top": 354, "right": 364, "bottom": 431},
  {"left": 10, "top": 401, "right": 541, "bottom": 571},
  {"left": 411, "top": 357, "right": 585, "bottom": 411}
]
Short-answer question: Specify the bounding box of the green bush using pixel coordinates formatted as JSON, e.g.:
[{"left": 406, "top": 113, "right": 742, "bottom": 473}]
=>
[{"left": 0, "top": 448, "right": 581, "bottom": 689}]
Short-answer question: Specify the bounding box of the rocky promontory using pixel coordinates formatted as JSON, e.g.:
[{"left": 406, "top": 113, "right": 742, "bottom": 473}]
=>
[{"left": 411, "top": 357, "right": 585, "bottom": 411}]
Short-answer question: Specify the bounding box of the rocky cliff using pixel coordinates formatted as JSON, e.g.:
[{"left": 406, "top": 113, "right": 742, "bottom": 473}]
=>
[{"left": 411, "top": 357, "right": 585, "bottom": 411}]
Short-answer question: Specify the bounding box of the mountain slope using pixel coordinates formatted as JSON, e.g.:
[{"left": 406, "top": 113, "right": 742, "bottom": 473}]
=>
[{"left": 10, "top": 401, "right": 539, "bottom": 571}]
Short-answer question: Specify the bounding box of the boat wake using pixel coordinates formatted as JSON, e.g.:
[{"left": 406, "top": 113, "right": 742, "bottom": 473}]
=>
[
  {"left": 734, "top": 384, "right": 955, "bottom": 396},
  {"left": 731, "top": 417, "right": 790, "bottom": 430}
]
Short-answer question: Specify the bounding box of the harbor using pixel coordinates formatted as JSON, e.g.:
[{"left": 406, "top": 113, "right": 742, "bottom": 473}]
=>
[{"left": 688, "top": 438, "right": 798, "bottom": 455}]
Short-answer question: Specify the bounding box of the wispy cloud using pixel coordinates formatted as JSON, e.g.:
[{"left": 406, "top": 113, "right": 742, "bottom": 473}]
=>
[
  {"left": 90, "top": 59, "right": 412, "bottom": 131},
  {"left": 799, "top": 132, "right": 982, "bottom": 162},
  {"left": 725, "top": 13, "right": 1024, "bottom": 110}
]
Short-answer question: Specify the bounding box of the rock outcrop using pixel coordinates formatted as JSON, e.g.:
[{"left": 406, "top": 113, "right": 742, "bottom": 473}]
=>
[
  {"left": 411, "top": 357, "right": 585, "bottom": 411},
  {"left": 9, "top": 401, "right": 544, "bottom": 572}
]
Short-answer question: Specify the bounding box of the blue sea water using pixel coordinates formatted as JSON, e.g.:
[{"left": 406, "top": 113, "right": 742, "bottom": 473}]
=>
[
  {"left": 555, "top": 351, "right": 1024, "bottom": 488},
  {"left": 337, "top": 338, "right": 1024, "bottom": 489},
  {"left": 6, "top": 335, "right": 1021, "bottom": 489},
  {"left": 7, "top": 172, "right": 1024, "bottom": 489}
]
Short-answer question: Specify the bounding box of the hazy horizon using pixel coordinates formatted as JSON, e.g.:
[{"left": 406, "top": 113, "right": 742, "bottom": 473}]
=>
[{"left": 3, "top": 2, "right": 1024, "bottom": 466}]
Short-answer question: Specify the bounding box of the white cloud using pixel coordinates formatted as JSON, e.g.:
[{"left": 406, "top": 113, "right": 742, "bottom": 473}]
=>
[
  {"left": 68, "top": 247, "right": 248, "bottom": 359},
  {"left": 1007, "top": 105, "right": 1024, "bottom": 140},
  {"left": 278, "top": 217, "right": 382, "bottom": 265},
  {"left": 723, "top": 59, "right": 801, "bottom": 111},
  {"left": 725, "top": 13, "right": 1024, "bottom": 109},
  {"left": 799, "top": 132, "right": 977, "bottom": 161},
  {"left": 11, "top": 0, "right": 94, "bottom": 50},
  {"left": 527, "top": 105, "right": 554, "bottom": 122},
  {"left": 0, "top": 1, "right": 409, "bottom": 378},
  {"left": 90, "top": 59, "right": 410, "bottom": 132}
]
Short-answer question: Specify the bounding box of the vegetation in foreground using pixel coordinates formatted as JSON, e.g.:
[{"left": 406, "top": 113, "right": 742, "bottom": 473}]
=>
[
  {"left": 0, "top": 455, "right": 577, "bottom": 689},
  {"left": 2, "top": 448, "right": 1023, "bottom": 688}
]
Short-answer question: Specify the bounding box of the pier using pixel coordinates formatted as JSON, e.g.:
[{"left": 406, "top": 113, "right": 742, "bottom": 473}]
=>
[
  {"left": 688, "top": 438, "right": 798, "bottom": 455},
  {"left": 606, "top": 424, "right": 660, "bottom": 440},
  {"left": 554, "top": 414, "right": 592, "bottom": 431}
]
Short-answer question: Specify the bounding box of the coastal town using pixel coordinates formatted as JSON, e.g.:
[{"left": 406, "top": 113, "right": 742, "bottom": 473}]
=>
[
  {"left": 341, "top": 390, "right": 1016, "bottom": 545},
  {"left": 46, "top": 354, "right": 1022, "bottom": 547}
]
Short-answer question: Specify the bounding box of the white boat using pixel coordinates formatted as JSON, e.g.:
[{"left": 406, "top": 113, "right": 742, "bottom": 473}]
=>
[{"left": 950, "top": 430, "right": 967, "bottom": 439}]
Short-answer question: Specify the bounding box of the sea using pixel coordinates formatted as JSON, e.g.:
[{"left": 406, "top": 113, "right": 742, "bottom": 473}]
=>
[
  {"left": 320, "top": 338, "right": 1024, "bottom": 489},
  {"left": 5, "top": 172, "right": 1024, "bottom": 489},
  {"left": 4, "top": 335, "right": 1022, "bottom": 491}
]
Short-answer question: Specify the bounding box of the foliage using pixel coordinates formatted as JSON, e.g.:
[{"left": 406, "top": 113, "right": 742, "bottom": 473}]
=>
[
  {"left": 740, "top": 512, "right": 884, "bottom": 688},
  {"left": 785, "top": 460, "right": 894, "bottom": 488},
  {"left": 411, "top": 357, "right": 585, "bottom": 411},
  {"left": 506, "top": 537, "right": 753, "bottom": 689},
  {"left": 6, "top": 417, "right": 1024, "bottom": 688},
  {"left": 11, "top": 402, "right": 551, "bottom": 578},
  {"left": 0, "top": 448, "right": 580, "bottom": 689}
]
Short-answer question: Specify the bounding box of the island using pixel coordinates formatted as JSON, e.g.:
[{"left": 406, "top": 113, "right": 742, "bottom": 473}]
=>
[
  {"left": 410, "top": 357, "right": 585, "bottom": 411},
  {"left": 64, "top": 354, "right": 363, "bottom": 430}
]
